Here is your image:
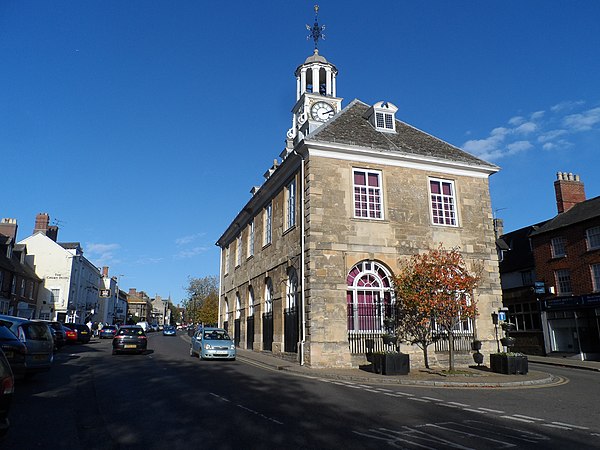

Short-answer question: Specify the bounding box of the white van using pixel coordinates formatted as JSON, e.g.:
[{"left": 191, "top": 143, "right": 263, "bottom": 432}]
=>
[{"left": 136, "top": 321, "right": 150, "bottom": 332}]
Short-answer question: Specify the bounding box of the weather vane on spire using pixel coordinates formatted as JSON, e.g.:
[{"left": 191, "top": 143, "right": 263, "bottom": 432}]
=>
[{"left": 306, "top": 4, "right": 325, "bottom": 51}]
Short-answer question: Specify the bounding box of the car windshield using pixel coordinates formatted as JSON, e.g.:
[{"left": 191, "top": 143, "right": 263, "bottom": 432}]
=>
[
  {"left": 103, "top": 326, "right": 117, "bottom": 331},
  {"left": 118, "top": 328, "right": 144, "bottom": 336},
  {"left": 203, "top": 331, "right": 231, "bottom": 340}
]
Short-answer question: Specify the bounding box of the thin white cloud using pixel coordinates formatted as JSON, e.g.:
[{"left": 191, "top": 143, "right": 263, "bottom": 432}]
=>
[
  {"left": 174, "top": 246, "right": 208, "bottom": 259},
  {"left": 508, "top": 116, "right": 525, "bottom": 126},
  {"left": 550, "top": 100, "right": 585, "bottom": 112},
  {"left": 563, "top": 107, "right": 600, "bottom": 131},
  {"left": 85, "top": 242, "right": 120, "bottom": 264},
  {"left": 136, "top": 257, "right": 164, "bottom": 265},
  {"left": 462, "top": 100, "right": 599, "bottom": 161},
  {"left": 530, "top": 110, "right": 545, "bottom": 120},
  {"left": 175, "top": 232, "right": 205, "bottom": 246},
  {"left": 515, "top": 122, "right": 537, "bottom": 134}
]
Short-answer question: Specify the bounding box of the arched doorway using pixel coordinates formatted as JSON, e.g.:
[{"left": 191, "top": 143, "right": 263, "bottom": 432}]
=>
[
  {"left": 262, "top": 278, "right": 274, "bottom": 351},
  {"left": 284, "top": 268, "right": 299, "bottom": 353},
  {"left": 346, "top": 260, "right": 395, "bottom": 354}
]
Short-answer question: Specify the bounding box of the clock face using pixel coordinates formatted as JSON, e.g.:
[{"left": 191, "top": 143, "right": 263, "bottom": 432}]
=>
[{"left": 310, "top": 101, "right": 335, "bottom": 122}]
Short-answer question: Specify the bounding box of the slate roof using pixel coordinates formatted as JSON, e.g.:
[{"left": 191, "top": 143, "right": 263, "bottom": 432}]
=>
[
  {"left": 59, "top": 242, "right": 81, "bottom": 250},
  {"left": 530, "top": 196, "right": 600, "bottom": 236},
  {"left": 309, "top": 99, "right": 498, "bottom": 170}
]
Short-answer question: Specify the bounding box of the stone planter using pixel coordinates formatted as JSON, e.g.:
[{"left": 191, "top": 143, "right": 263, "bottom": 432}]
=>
[
  {"left": 372, "top": 353, "right": 410, "bottom": 375},
  {"left": 471, "top": 340, "right": 482, "bottom": 351},
  {"left": 500, "top": 337, "right": 516, "bottom": 348},
  {"left": 382, "top": 334, "right": 397, "bottom": 346},
  {"left": 489, "top": 353, "right": 528, "bottom": 375}
]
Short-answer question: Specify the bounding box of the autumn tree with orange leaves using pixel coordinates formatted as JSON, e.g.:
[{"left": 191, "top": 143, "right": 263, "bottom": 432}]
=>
[{"left": 394, "top": 246, "right": 480, "bottom": 371}]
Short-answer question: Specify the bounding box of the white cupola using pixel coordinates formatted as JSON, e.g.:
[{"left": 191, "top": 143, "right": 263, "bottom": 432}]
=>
[{"left": 286, "top": 6, "right": 343, "bottom": 145}]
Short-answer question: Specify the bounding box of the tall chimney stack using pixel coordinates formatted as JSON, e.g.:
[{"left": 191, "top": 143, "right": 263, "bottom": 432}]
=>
[
  {"left": 33, "top": 213, "right": 50, "bottom": 235},
  {"left": 0, "top": 218, "right": 18, "bottom": 242},
  {"left": 554, "top": 172, "right": 586, "bottom": 214},
  {"left": 102, "top": 266, "right": 109, "bottom": 277}
]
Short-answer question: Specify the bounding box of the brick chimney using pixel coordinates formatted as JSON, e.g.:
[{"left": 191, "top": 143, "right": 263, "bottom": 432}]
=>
[
  {"left": 33, "top": 213, "right": 50, "bottom": 235},
  {"left": 0, "top": 218, "right": 18, "bottom": 241},
  {"left": 46, "top": 225, "right": 59, "bottom": 242},
  {"left": 554, "top": 172, "right": 586, "bottom": 214},
  {"left": 102, "top": 266, "right": 109, "bottom": 277},
  {"left": 129, "top": 288, "right": 137, "bottom": 296}
]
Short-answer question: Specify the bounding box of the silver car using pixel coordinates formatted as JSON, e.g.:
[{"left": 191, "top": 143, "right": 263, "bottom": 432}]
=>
[
  {"left": 0, "top": 315, "right": 53, "bottom": 377},
  {"left": 189, "top": 327, "right": 236, "bottom": 361}
]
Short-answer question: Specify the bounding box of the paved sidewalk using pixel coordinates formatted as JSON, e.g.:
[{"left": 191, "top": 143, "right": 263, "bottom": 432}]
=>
[
  {"left": 527, "top": 354, "right": 600, "bottom": 372},
  {"left": 180, "top": 333, "right": 570, "bottom": 388}
]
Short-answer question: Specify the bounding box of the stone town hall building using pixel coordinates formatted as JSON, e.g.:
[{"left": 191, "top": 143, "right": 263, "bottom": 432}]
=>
[{"left": 216, "top": 15, "right": 502, "bottom": 368}]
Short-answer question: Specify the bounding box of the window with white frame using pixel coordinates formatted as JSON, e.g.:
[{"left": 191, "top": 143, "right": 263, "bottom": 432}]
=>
[
  {"left": 236, "top": 235, "right": 242, "bottom": 267},
  {"left": 346, "top": 261, "right": 394, "bottom": 332},
  {"left": 591, "top": 264, "right": 600, "bottom": 292},
  {"left": 586, "top": 226, "right": 600, "bottom": 250},
  {"left": 286, "top": 179, "right": 296, "bottom": 230},
  {"left": 555, "top": 269, "right": 572, "bottom": 295},
  {"left": 264, "top": 278, "right": 273, "bottom": 313},
  {"left": 0, "top": 300, "right": 9, "bottom": 315},
  {"left": 225, "top": 246, "right": 230, "bottom": 275},
  {"left": 248, "top": 287, "right": 254, "bottom": 317},
  {"left": 286, "top": 268, "right": 298, "bottom": 312},
  {"left": 50, "top": 288, "right": 61, "bottom": 305},
  {"left": 429, "top": 178, "right": 457, "bottom": 226},
  {"left": 551, "top": 236, "right": 567, "bottom": 258},
  {"left": 353, "top": 169, "right": 383, "bottom": 219},
  {"left": 247, "top": 220, "right": 254, "bottom": 258},
  {"left": 235, "top": 293, "right": 241, "bottom": 320},
  {"left": 20, "top": 279, "right": 25, "bottom": 297},
  {"left": 264, "top": 202, "right": 272, "bottom": 246},
  {"left": 375, "top": 111, "right": 394, "bottom": 131}
]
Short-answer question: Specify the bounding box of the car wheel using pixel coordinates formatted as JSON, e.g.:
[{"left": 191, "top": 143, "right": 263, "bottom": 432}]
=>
[
  {"left": 189, "top": 347, "right": 196, "bottom": 357},
  {"left": 112, "top": 349, "right": 117, "bottom": 355}
]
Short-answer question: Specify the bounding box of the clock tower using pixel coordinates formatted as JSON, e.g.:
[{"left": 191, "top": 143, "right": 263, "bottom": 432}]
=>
[{"left": 287, "top": 6, "right": 343, "bottom": 145}]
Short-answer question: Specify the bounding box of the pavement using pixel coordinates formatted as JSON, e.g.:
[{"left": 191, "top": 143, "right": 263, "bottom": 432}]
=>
[{"left": 180, "top": 332, "right": 600, "bottom": 388}]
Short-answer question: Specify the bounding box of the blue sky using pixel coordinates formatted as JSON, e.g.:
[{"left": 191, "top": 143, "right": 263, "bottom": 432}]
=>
[{"left": 2, "top": 1, "right": 599, "bottom": 305}]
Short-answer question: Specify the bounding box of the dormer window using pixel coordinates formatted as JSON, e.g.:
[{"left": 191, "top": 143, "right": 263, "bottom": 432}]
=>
[{"left": 364, "top": 101, "right": 398, "bottom": 133}]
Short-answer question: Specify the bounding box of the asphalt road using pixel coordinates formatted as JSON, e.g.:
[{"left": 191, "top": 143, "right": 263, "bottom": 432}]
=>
[{"left": 4, "top": 332, "right": 600, "bottom": 449}]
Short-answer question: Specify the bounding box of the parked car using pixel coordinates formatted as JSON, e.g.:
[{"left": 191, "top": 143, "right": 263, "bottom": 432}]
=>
[
  {"left": 0, "top": 349, "right": 14, "bottom": 438},
  {"left": 62, "top": 323, "right": 91, "bottom": 344},
  {"left": 162, "top": 325, "right": 176, "bottom": 336},
  {"left": 62, "top": 324, "right": 78, "bottom": 343},
  {"left": 189, "top": 327, "right": 235, "bottom": 361},
  {"left": 112, "top": 325, "right": 147, "bottom": 355},
  {"left": 99, "top": 325, "right": 118, "bottom": 339},
  {"left": 0, "top": 315, "right": 54, "bottom": 376},
  {"left": 40, "top": 321, "right": 67, "bottom": 350},
  {"left": 0, "top": 324, "right": 27, "bottom": 376}
]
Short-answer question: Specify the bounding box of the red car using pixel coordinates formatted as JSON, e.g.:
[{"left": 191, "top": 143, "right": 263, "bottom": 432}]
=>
[{"left": 62, "top": 324, "right": 78, "bottom": 343}]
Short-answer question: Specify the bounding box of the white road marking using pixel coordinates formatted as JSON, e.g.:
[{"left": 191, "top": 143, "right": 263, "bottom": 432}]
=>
[
  {"left": 438, "top": 403, "right": 459, "bottom": 408},
  {"left": 408, "top": 397, "right": 430, "bottom": 403},
  {"left": 513, "top": 414, "right": 543, "bottom": 421},
  {"left": 478, "top": 407, "right": 505, "bottom": 414},
  {"left": 448, "top": 401, "right": 470, "bottom": 407},
  {"left": 543, "top": 423, "right": 572, "bottom": 430},
  {"left": 502, "top": 415, "right": 535, "bottom": 423},
  {"left": 421, "top": 396, "right": 443, "bottom": 402},
  {"left": 237, "top": 404, "right": 283, "bottom": 425},
  {"left": 461, "top": 408, "right": 486, "bottom": 414},
  {"left": 209, "top": 392, "right": 230, "bottom": 402},
  {"left": 551, "top": 421, "right": 589, "bottom": 430}
]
